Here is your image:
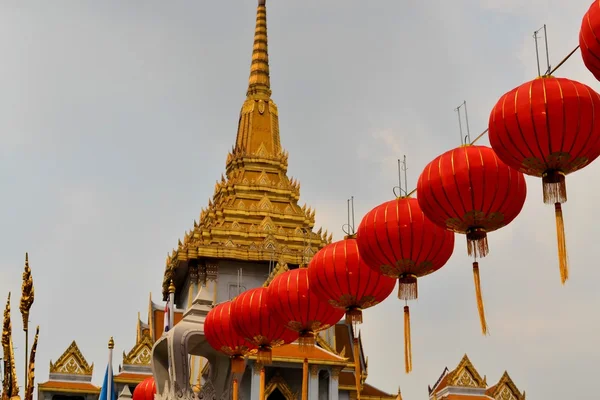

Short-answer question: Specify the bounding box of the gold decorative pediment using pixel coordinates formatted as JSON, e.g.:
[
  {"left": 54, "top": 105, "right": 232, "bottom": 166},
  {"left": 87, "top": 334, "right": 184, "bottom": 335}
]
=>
[
  {"left": 49, "top": 341, "right": 94, "bottom": 375},
  {"left": 488, "top": 371, "right": 524, "bottom": 400},
  {"left": 123, "top": 333, "right": 153, "bottom": 366},
  {"left": 265, "top": 373, "right": 296, "bottom": 400},
  {"left": 448, "top": 355, "right": 486, "bottom": 389}
]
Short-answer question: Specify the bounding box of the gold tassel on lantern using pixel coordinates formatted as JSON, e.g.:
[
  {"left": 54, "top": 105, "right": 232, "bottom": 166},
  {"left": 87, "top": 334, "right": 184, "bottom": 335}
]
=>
[
  {"left": 403, "top": 306, "right": 412, "bottom": 373},
  {"left": 259, "top": 365, "right": 266, "bottom": 400},
  {"left": 231, "top": 356, "right": 245, "bottom": 374},
  {"left": 232, "top": 378, "right": 239, "bottom": 400},
  {"left": 472, "top": 262, "right": 488, "bottom": 335},
  {"left": 542, "top": 171, "right": 567, "bottom": 204},
  {"left": 466, "top": 228, "right": 489, "bottom": 258},
  {"left": 554, "top": 203, "right": 569, "bottom": 284},
  {"left": 298, "top": 331, "right": 315, "bottom": 350},
  {"left": 257, "top": 346, "right": 273, "bottom": 365},
  {"left": 302, "top": 358, "right": 309, "bottom": 400},
  {"left": 345, "top": 307, "right": 363, "bottom": 324},
  {"left": 398, "top": 275, "right": 418, "bottom": 301}
]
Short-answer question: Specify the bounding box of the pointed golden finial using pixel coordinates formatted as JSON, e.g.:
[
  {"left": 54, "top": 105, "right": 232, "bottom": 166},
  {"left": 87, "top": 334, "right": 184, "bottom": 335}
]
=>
[
  {"left": 108, "top": 336, "right": 114, "bottom": 349},
  {"left": 246, "top": 0, "right": 271, "bottom": 99},
  {"left": 20, "top": 252, "right": 34, "bottom": 333},
  {"left": 168, "top": 280, "right": 176, "bottom": 294}
]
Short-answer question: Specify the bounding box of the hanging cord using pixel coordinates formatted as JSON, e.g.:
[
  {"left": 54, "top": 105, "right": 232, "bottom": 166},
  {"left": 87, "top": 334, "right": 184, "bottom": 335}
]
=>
[{"left": 403, "top": 43, "right": 581, "bottom": 199}]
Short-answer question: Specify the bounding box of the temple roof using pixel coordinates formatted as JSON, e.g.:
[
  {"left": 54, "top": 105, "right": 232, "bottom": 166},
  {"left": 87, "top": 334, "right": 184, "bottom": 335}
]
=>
[
  {"left": 38, "top": 341, "right": 100, "bottom": 395},
  {"left": 161, "top": 0, "right": 331, "bottom": 299},
  {"left": 48, "top": 341, "right": 94, "bottom": 376},
  {"left": 429, "top": 355, "right": 525, "bottom": 400}
]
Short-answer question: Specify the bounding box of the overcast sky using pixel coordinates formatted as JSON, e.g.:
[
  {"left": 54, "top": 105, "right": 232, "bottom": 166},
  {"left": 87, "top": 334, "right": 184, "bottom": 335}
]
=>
[{"left": 0, "top": 1, "right": 598, "bottom": 399}]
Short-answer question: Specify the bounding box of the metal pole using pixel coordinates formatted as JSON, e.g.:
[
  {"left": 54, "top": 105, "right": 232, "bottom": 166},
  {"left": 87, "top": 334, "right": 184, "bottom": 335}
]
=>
[
  {"left": 456, "top": 106, "right": 464, "bottom": 145},
  {"left": 534, "top": 30, "right": 541, "bottom": 76},
  {"left": 544, "top": 24, "right": 551, "bottom": 74},
  {"left": 463, "top": 101, "right": 472, "bottom": 144}
]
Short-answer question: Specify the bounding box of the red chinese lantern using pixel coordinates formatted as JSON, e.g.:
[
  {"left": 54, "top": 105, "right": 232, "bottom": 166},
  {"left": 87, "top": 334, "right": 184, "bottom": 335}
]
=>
[
  {"left": 417, "top": 145, "right": 527, "bottom": 334},
  {"left": 231, "top": 287, "right": 299, "bottom": 365},
  {"left": 356, "top": 196, "right": 455, "bottom": 372},
  {"left": 204, "top": 301, "right": 257, "bottom": 373},
  {"left": 267, "top": 268, "right": 345, "bottom": 347},
  {"left": 489, "top": 76, "right": 600, "bottom": 284},
  {"left": 580, "top": 1, "right": 600, "bottom": 81},
  {"left": 133, "top": 377, "right": 156, "bottom": 400},
  {"left": 307, "top": 236, "right": 396, "bottom": 324}
]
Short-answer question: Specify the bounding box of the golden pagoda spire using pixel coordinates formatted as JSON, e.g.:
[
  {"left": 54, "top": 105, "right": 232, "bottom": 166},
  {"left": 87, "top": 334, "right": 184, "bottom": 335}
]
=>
[
  {"left": 246, "top": 0, "right": 271, "bottom": 99},
  {"left": 234, "top": 0, "right": 281, "bottom": 158},
  {"left": 2, "top": 293, "right": 19, "bottom": 400}
]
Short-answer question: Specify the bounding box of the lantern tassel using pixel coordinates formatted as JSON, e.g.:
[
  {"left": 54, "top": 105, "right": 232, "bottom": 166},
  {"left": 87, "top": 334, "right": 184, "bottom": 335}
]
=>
[
  {"left": 259, "top": 365, "right": 266, "bottom": 400},
  {"left": 298, "top": 332, "right": 315, "bottom": 351},
  {"left": 302, "top": 358, "right": 309, "bottom": 400},
  {"left": 232, "top": 378, "right": 239, "bottom": 400},
  {"left": 353, "top": 338, "right": 362, "bottom": 400},
  {"left": 398, "top": 275, "right": 418, "bottom": 301},
  {"left": 257, "top": 347, "right": 272, "bottom": 365},
  {"left": 231, "top": 356, "right": 245, "bottom": 374},
  {"left": 466, "top": 229, "right": 489, "bottom": 258},
  {"left": 542, "top": 171, "right": 567, "bottom": 204},
  {"left": 555, "top": 203, "right": 569, "bottom": 284},
  {"left": 472, "top": 262, "right": 488, "bottom": 335},
  {"left": 403, "top": 305, "right": 412, "bottom": 374},
  {"left": 346, "top": 307, "right": 363, "bottom": 324}
]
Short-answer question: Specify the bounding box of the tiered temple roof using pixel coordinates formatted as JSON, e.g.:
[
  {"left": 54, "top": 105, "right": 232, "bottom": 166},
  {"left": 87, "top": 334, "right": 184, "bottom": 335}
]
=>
[
  {"left": 428, "top": 355, "right": 525, "bottom": 400},
  {"left": 38, "top": 341, "right": 100, "bottom": 396},
  {"left": 161, "top": 0, "right": 332, "bottom": 299}
]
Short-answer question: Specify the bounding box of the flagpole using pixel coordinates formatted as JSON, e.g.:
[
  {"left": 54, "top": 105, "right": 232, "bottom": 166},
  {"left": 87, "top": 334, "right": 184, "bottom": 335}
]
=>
[
  {"left": 108, "top": 337, "right": 114, "bottom": 400},
  {"left": 168, "top": 281, "right": 175, "bottom": 330}
]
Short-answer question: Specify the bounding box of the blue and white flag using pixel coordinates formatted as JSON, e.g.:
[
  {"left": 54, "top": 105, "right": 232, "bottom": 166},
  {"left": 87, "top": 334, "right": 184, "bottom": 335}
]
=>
[{"left": 98, "top": 364, "right": 117, "bottom": 400}]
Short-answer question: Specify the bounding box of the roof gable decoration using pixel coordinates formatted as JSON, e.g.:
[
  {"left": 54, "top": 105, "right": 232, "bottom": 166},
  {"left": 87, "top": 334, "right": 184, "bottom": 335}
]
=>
[
  {"left": 448, "top": 354, "right": 487, "bottom": 389},
  {"left": 488, "top": 371, "right": 525, "bottom": 400},
  {"left": 49, "top": 341, "right": 94, "bottom": 376},
  {"left": 265, "top": 373, "right": 297, "bottom": 400},
  {"left": 122, "top": 331, "right": 153, "bottom": 366},
  {"left": 262, "top": 261, "right": 289, "bottom": 287}
]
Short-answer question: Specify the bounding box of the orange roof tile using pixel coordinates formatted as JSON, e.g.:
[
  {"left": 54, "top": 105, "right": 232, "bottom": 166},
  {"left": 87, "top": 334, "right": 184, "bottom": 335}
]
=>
[
  {"left": 38, "top": 381, "right": 100, "bottom": 394},
  {"left": 248, "top": 343, "right": 347, "bottom": 365},
  {"left": 114, "top": 371, "right": 152, "bottom": 383}
]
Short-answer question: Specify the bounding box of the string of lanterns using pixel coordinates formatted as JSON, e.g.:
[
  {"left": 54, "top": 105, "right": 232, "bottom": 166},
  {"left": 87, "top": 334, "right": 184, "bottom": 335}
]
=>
[{"left": 202, "top": 2, "right": 600, "bottom": 399}]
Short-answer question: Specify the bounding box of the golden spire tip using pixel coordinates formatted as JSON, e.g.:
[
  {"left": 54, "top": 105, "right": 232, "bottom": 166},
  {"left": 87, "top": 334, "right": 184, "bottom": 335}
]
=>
[
  {"left": 168, "top": 280, "right": 176, "bottom": 294},
  {"left": 108, "top": 336, "right": 115, "bottom": 349}
]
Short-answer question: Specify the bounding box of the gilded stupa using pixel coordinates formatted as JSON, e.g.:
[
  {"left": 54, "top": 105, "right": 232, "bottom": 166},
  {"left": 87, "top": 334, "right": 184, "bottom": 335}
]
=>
[{"left": 161, "top": 0, "right": 331, "bottom": 299}]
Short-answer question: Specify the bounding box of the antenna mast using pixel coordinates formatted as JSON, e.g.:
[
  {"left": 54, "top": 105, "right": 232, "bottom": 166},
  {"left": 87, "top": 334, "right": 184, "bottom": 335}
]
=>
[
  {"left": 534, "top": 24, "right": 551, "bottom": 76},
  {"left": 455, "top": 101, "right": 471, "bottom": 145}
]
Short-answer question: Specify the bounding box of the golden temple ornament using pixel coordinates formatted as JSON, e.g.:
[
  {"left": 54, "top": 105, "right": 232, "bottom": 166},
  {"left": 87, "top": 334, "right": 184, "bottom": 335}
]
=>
[{"left": 1, "top": 253, "right": 40, "bottom": 400}]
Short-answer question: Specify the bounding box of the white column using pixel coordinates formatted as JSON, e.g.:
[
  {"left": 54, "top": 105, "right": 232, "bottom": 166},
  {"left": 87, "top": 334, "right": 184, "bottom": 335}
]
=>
[
  {"left": 329, "top": 367, "right": 340, "bottom": 400},
  {"left": 250, "top": 362, "right": 261, "bottom": 400},
  {"left": 309, "top": 365, "right": 319, "bottom": 399}
]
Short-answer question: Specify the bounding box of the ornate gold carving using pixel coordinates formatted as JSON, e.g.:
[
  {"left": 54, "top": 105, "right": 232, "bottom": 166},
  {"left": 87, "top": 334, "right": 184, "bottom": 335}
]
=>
[
  {"left": 2, "top": 293, "right": 19, "bottom": 400},
  {"left": 123, "top": 331, "right": 153, "bottom": 366},
  {"left": 264, "top": 373, "right": 296, "bottom": 400},
  {"left": 49, "top": 341, "right": 94, "bottom": 376},
  {"left": 310, "top": 365, "right": 319, "bottom": 377},
  {"left": 447, "top": 354, "right": 487, "bottom": 389},
  {"left": 487, "top": 371, "right": 525, "bottom": 400},
  {"left": 330, "top": 367, "right": 342, "bottom": 381},
  {"left": 24, "top": 326, "right": 39, "bottom": 400},
  {"left": 19, "top": 254, "right": 34, "bottom": 333}
]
